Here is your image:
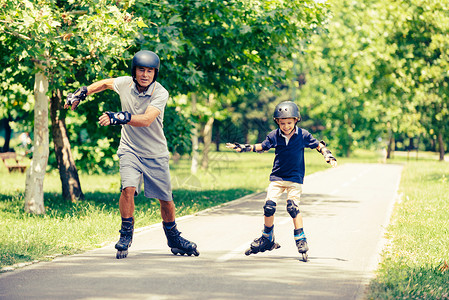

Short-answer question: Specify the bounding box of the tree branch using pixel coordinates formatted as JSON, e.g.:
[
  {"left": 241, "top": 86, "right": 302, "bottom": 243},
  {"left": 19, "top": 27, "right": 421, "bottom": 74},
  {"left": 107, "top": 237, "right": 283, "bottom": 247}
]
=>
[{"left": 0, "top": 21, "right": 32, "bottom": 41}]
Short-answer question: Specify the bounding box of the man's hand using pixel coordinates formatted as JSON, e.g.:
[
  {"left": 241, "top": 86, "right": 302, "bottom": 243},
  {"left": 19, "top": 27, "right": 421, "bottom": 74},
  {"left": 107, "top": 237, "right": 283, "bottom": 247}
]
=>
[
  {"left": 226, "top": 142, "right": 252, "bottom": 152},
  {"left": 99, "top": 111, "right": 131, "bottom": 126},
  {"left": 64, "top": 86, "right": 88, "bottom": 110}
]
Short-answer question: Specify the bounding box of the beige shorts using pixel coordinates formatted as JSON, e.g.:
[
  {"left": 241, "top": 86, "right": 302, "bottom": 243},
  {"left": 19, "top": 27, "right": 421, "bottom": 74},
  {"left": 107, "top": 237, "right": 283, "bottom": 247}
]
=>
[{"left": 266, "top": 181, "right": 302, "bottom": 204}]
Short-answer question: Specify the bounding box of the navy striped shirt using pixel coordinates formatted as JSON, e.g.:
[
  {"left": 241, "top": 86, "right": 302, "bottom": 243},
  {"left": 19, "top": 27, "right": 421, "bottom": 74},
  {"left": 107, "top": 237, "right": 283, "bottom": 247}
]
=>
[{"left": 261, "top": 127, "right": 319, "bottom": 184}]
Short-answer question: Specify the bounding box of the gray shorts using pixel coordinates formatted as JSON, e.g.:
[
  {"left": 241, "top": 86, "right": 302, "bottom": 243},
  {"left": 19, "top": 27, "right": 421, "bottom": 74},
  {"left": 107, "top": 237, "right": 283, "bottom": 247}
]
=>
[{"left": 118, "top": 151, "right": 173, "bottom": 201}]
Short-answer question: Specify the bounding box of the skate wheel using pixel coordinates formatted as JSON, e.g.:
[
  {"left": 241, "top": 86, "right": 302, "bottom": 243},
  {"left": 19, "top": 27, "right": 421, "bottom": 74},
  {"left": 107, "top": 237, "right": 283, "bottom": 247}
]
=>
[
  {"left": 193, "top": 249, "right": 200, "bottom": 256},
  {"left": 245, "top": 249, "right": 252, "bottom": 256},
  {"left": 302, "top": 252, "right": 308, "bottom": 262},
  {"left": 171, "top": 248, "right": 187, "bottom": 256},
  {"left": 116, "top": 250, "right": 128, "bottom": 259}
]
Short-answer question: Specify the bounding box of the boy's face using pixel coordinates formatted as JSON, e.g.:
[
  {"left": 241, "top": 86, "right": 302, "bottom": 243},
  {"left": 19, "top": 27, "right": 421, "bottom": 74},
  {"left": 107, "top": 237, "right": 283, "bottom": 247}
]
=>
[
  {"left": 135, "top": 66, "right": 156, "bottom": 87},
  {"left": 276, "top": 118, "right": 297, "bottom": 135}
]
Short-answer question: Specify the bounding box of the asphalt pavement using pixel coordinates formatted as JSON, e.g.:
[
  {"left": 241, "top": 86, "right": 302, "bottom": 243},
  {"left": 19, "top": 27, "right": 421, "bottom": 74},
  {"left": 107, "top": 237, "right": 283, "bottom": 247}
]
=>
[{"left": 0, "top": 163, "right": 403, "bottom": 300}]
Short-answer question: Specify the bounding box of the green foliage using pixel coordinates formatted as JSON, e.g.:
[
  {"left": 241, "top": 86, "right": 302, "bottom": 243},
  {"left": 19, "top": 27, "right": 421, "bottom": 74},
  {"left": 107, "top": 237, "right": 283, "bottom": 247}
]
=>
[
  {"left": 60, "top": 90, "right": 123, "bottom": 174},
  {"left": 131, "top": 0, "right": 329, "bottom": 152},
  {"left": 295, "top": 0, "right": 392, "bottom": 156},
  {"left": 291, "top": 0, "right": 449, "bottom": 157},
  {"left": 385, "top": 0, "right": 449, "bottom": 145},
  {"left": 0, "top": 0, "right": 143, "bottom": 174},
  {"left": 2, "top": 0, "right": 447, "bottom": 173},
  {"left": 1, "top": 0, "right": 329, "bottom": 174},
  {"left": 133, "top": 0, "right": 328, "bottom": 95},
  {"left": 163, "top": 104, "right": 194, "bottom": 156},
  {"left": 0, "top": 34, "right": 34, "bottom": 133}
]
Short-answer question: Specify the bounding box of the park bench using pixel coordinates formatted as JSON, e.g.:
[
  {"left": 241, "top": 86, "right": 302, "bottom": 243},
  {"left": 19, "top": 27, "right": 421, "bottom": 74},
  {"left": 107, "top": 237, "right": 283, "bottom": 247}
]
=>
[{"left": 0, "top": 152, "right": 27, "bottom": 173}]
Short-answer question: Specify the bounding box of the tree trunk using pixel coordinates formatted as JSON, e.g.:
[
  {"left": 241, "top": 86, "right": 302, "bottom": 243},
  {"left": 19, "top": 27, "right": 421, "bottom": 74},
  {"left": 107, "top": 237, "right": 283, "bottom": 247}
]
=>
[
  {"left": 257, "top": 127, "right": 266, "bottom": 143},
  {"left": 243, "top": 118, "right": 249, "bottom": 144},
  {"left": 50, "top": 89, "right": 84, "bottom": 202},
  {"left": 386, "top": 136, "right": 395, "bottom": 159},
  {"left": 438, "top": 131, "right": 445, "bottom": 161},
  {"left": 190, "top": 93, "right": 199, "bottom": 174},
  {"left": 407, "top": 137, "right": 415, "bottom": 161},
  {"left": 1, "top": 117, "right": 12, "bottom": 152},
  {"left": 24, "top": 66, "right": 49, "bottom": 215},
  {"left": 201, "top": 116, "right": 215, "bottom": 170},
  {"left": 214, "top": 120, "right": 220, "bottom": 152},
  {"left": 415, "top": 135, "right": 420, "bottom": 161},
  {"left": 200, "top": 93, "right": 215, "bottom": 170}
]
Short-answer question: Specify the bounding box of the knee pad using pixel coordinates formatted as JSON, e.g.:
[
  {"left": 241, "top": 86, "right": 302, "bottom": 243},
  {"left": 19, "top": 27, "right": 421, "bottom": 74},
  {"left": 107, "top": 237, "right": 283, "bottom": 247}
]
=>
[
  {"left": 263, "top": 200, "right": 277, "bottom": 217},
  {"left": 286, "top": 200, "right": 300, "bottom": 218}
]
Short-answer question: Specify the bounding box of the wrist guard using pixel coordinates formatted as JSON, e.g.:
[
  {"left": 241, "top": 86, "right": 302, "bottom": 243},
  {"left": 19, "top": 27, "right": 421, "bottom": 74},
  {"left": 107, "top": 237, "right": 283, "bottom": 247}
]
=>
[
  {"left": 233, "top": 143, "right": 252, "bottom": 152},
  {"left": 317, "top": 140, "right": 336, "bottom": 163},
  {"left": 106, "top": 111, "right": 132, "bottom": 125},
  {"left": 66, "top": 86, "right": 88, "bottom": 108}
]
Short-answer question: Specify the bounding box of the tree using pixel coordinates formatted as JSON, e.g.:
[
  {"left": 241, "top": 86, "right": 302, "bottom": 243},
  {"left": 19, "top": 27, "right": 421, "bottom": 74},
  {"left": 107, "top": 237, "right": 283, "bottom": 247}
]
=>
[
  {"left": 23, "top": 65, "right": 49, "bottom": 214},
  {"left": 385, "top": 0, "right": 449, "bottom": 160},
  {"left": 294, "top": 0, "right": 381, "bottom": 156},
  {"left": 133, "top": 0, "right": 329, "bottom": 170},
  {"left": 0, "top": 0, "right": 143, "bottom": 213}
]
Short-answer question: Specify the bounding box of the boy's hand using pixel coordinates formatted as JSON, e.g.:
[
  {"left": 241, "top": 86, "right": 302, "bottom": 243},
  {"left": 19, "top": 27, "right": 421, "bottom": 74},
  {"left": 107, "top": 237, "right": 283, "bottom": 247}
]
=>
[
  {"left": 328, "top": 158, "right": 337, "bottom": 168},
  {"left": 323, "top": 151, "right": 337, "bottom": 167},
  {"left": 317, "top": 140, "right": 337, "bottom": 167}
]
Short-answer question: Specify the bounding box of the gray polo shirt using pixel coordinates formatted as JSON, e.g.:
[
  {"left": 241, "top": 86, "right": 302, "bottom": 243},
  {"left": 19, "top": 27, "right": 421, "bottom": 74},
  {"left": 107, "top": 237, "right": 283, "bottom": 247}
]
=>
[{"left": 113, "top": 76, "right": 170, "bottom": 158}]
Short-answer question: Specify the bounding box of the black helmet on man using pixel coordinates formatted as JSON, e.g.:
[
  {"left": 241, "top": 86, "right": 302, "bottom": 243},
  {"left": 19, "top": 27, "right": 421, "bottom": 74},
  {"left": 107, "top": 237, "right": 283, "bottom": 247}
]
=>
[
  {"left": 273, "top": 101, "right": 301, "bottom": 122},
  {"left": 131, "top": 50, "right": 160, "bottom": 84}
]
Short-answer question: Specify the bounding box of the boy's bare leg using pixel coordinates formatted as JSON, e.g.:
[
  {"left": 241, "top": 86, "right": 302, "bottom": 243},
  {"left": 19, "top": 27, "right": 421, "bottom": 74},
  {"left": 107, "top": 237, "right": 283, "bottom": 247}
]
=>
[
  {"left": 292, "top": 213, "right": 304, "bottom": 229},
  {"left": 264, "top": 215, "right": 274, "bottom": 227}
]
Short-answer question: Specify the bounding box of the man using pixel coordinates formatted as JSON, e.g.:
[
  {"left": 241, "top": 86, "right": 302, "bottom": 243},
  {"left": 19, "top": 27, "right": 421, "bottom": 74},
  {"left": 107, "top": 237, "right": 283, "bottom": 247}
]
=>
[{"left": 65, "top": 50, "right": 199, "bottom": 259}]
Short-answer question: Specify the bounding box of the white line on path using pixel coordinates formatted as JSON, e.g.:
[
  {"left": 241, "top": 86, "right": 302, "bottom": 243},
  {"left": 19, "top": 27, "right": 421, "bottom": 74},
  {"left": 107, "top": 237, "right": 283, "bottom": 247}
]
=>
[
  {"left": 328, "top": 165, "right": 374, "bottom": 196},
  {"left": 215, "top": 243, "right": 249, "bottom": 262}
]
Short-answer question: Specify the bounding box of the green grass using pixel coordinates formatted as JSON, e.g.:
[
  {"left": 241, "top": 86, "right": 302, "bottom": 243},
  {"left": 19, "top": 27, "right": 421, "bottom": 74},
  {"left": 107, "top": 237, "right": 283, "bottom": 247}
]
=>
[
  {"left": 0, "top": 148, "right": 331, "bottom": 270},
  {"left": 366, "top": 160, "right": 449, "bottom": 299}
]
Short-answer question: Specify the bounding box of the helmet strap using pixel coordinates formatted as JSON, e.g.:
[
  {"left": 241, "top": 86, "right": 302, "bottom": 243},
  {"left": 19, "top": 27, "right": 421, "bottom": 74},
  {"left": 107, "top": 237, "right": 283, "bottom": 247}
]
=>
[
  {"left": 132, "top": 68, "right": 158, "bottom": 90},
  {"left": 285, "top": 127, "right": 296, "bottom": 135},
  {"left": 133, "top": 77, "right": 157, "bottom": 96}
]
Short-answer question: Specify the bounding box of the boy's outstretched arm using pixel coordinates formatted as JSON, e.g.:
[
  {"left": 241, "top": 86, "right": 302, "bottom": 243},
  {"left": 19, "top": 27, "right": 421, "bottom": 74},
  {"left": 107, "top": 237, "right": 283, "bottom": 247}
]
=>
[
  {"left": 316, "top": 141, "right": 337, "bottom": 167},
  {"left": 226, "top": 142, "right": 263, "bottom": 153}
]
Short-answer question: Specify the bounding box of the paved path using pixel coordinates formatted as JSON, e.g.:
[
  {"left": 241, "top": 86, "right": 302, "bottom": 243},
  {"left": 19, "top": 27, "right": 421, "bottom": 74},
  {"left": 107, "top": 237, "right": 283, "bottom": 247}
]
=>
[{"left": 0, "top": 163, "right": 403, "bottom": 300}]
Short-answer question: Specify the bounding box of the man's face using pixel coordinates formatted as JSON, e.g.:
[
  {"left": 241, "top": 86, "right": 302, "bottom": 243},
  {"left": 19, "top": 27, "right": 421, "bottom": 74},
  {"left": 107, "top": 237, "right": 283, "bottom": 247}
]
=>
[
  {"left": 135, "top": 66, "right": 156, "bottom": 87},
  {"left": 276, "top": 118, "right": 297, "bottom": 135}
]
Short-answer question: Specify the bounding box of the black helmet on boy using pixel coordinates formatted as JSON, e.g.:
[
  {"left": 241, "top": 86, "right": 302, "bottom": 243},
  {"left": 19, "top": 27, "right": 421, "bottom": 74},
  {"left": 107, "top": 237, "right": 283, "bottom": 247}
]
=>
[
  {"left": 273, "top": 101, "right": 301, "bottom": 122},
  {"left": 131, "top": 50, "right": 160, "bottom": 84}
]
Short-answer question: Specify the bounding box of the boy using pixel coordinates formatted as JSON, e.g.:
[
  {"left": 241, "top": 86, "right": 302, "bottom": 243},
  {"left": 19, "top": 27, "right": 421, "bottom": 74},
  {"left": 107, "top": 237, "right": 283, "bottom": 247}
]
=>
[
  {"left": 226, "top": 101, "right": 337, "bottom": 261},
  {"left": 64, "top": 50, "right": 199, "bottom": 258}
]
